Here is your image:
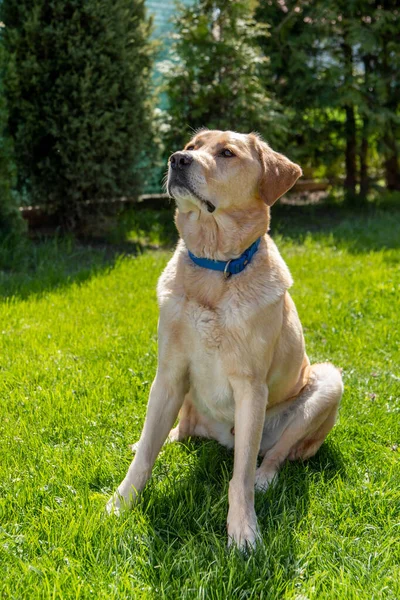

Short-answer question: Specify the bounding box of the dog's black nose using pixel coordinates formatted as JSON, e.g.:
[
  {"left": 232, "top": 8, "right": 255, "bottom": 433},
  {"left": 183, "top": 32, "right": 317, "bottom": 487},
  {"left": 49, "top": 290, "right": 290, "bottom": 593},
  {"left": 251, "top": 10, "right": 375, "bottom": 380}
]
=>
[{"left": 170, "top": 151, "right": 193, "bottom": 170}]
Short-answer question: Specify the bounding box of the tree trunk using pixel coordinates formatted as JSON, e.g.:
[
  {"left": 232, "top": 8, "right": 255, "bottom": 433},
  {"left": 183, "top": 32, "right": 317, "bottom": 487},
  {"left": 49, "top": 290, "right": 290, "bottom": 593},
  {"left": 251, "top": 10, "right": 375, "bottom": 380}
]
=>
[
  {"left": 342, "top": 41, "right": 357, "bottom": 199},
  {"left": 380, "top": 17, "right": 400, "bottom": 191},
  {"left": 359, "top": 121, "right": 369, "bottom": 198},
  {"left": 383, "top": 129, "right": 400, "bottom": 191},
  {"left": 359, "top": 56, "right": 371, "bottom": 198},
  {"left": 344, "top": 105, "right": 357, "bottom": 197}
]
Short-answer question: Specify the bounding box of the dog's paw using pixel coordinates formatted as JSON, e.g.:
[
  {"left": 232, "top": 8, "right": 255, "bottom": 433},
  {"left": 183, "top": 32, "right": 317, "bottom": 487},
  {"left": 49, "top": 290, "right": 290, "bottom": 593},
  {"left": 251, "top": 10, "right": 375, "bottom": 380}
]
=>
[
  {"left": 167, "top": 426, "right": 181, "bottom": 443},
  {"left": 106, "top": 487, "right": 136, "bottom": 516},
  {"left": 254, "top": 467, "right": 278, "bottom": 492},
  {"left": 105, "top": 493, "right": 123, "bottom": 516},
  {"left": 227, "top": 514, "right": 261, "bottom": 552}
]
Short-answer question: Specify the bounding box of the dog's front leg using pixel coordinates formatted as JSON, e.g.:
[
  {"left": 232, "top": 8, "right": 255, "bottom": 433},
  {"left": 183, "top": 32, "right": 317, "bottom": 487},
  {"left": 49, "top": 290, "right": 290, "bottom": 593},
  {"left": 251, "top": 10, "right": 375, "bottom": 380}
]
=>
[
  {"left": 227, "top": 378, "right": 268, "bottom": 551},
  {"left": 107, "top": 368, "right": 187, "bottom": 515}
]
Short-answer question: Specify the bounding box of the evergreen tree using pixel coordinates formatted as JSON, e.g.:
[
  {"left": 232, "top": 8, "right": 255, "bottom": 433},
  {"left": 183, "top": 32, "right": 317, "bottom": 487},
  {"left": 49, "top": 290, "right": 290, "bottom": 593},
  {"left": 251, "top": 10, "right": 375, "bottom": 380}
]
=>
[
  {"left": 0, "top": 42, "right": 25, "bottom": 240},
  {"left": 1, "top": 0, "right": 154, "bottom": 226},
  {"left": 368, "top": 0, "right": 400, "bottom": 191},
  {"left": 163, "top": 0, "right": 283, "bottom": 153},
  {"left": 255, "top": 0, "right": 400, "bottom": 199}
]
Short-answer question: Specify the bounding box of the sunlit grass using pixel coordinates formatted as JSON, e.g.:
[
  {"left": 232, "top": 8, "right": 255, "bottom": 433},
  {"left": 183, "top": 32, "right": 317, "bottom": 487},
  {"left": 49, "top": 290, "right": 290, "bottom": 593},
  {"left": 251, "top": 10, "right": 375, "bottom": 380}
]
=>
[{"left": 0, "top": 208, "right": 399, "bottom": 598}]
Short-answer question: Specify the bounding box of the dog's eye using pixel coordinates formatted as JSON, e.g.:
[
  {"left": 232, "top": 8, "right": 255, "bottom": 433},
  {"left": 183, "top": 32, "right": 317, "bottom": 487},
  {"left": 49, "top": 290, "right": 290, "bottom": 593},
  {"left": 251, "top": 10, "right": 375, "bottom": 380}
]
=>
[
  {"left": 186, "top": 145, "right": 195, "bottom": 151},
  {"left": 220, "top": 148, "right": 235, "bottom": 157}
]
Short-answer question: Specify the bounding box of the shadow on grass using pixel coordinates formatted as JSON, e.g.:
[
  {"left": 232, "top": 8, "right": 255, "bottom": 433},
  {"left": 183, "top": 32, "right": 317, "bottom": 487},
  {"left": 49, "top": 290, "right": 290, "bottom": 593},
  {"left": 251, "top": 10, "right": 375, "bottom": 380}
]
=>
[
  {"left": 0, "top": 208, "right": 177, "bottom": 300},
  {"left": 0, "top": 236, "right": 127, "bottom": 300},
  {"left": 133, "top": 436, "right": 346, "bottom": 577},
  {"left": 270, "top": 203, "right": 400, "bottom": 254},
  {"left": 1, "top": 203, "right": 398, "bottom": 300}
]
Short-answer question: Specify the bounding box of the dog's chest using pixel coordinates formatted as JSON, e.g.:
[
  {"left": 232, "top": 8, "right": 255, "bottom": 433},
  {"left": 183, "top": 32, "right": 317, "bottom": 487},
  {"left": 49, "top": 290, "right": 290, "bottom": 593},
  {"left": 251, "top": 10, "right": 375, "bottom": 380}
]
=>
[
  {"left": 186, "top": 301, "right": 223, "bottom": 348},
  {"left": 184, "top": 301, "right": 237, "bottom": 423}
]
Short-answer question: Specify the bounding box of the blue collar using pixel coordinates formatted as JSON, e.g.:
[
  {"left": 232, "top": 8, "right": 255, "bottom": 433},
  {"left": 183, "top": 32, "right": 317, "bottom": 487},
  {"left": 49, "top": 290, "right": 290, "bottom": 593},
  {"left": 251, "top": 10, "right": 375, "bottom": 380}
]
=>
[{"left": 188, "top": 238, "right": 261, "bottom": 278}]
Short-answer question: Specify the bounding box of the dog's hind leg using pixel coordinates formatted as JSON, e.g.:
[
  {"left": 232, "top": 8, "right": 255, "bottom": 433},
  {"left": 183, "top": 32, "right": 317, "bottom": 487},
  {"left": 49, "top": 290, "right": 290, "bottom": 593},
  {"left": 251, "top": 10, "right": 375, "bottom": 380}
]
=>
[
  {"left": 130, "top": 392, "right": 235, "bottom": 452},
  {"left": 169, "top": 393, "right": 235, "bottom": 448},
  {"left": 255, "top": 363, "right": 343, "bottom": 491},
  {"left": 167, "top": 393, "right": 208, "bottom": 442}
]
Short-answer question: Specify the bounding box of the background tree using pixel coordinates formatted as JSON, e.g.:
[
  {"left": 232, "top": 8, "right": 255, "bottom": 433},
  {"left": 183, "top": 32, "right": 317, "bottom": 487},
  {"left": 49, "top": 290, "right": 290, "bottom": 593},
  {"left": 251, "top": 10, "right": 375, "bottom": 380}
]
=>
[
  {"left": 255, "top": 0, "right": 360, "bottom": 199},
  {"left": 370, "top": 0, "right": 400, "bottom": 191},
  {"left": 0, "top": 41, "right": 25, "bottom": 242},
  {"left": 1, "top": 0, "right": 154, "bottom": 227},
  {"left": 163, "top": 0, "right": 284, "bottom": 154},
  {"left": 255, "top": 0, "right": 400, "bottom": 200}
]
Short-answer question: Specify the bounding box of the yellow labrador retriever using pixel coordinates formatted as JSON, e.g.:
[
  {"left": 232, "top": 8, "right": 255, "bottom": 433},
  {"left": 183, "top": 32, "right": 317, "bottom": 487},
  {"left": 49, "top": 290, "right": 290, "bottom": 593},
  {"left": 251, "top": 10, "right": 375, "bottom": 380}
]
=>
[{"left": 107, "top": 130, "right": 343, "bottom": 550}]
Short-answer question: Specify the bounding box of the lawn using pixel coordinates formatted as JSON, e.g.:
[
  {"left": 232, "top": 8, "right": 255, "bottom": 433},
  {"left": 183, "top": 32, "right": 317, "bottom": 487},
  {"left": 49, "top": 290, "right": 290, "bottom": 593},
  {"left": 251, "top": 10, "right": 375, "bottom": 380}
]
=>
[{"left": 1, "top": 207, "right": 399, "bottom": 599}]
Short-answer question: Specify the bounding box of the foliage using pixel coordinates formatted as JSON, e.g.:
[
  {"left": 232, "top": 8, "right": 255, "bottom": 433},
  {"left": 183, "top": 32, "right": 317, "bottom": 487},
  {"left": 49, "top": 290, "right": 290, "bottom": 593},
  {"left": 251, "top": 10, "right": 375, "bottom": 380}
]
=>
[
  {"left": 163, "top": 0, "right": 284, "bottom": 153},
  {"left": 0, "top": 42, "right": 25, "bottom": 242},
  {"left": 1, "top": 0, "right": 154, "bottom": 227},
  {"left": 0, "top": 209, "right": 399, "bottom": 597},
  {"left": 255, "top": 0, "right": 400, "bottom": 200}
]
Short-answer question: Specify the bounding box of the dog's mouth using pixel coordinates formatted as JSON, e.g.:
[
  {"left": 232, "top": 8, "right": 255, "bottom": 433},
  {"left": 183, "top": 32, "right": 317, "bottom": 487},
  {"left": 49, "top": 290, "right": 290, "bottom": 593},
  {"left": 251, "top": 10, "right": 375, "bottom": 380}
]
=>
[{"left": 168, "top": 174, "right": 215, "bottom": 213}]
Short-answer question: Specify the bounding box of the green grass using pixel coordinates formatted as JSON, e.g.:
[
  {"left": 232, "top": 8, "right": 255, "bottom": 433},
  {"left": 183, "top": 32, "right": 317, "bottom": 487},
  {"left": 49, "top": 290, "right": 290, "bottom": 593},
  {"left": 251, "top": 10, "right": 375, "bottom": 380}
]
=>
[{"left": 1, "top": 208, "right": 399, "bottom": 599}]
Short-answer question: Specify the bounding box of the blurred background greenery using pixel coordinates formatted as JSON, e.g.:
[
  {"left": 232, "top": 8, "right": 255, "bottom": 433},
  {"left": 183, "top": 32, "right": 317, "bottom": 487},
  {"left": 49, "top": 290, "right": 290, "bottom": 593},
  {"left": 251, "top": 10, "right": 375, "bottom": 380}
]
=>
[{"left": 0, "top": 0, "right": 399, "bottom": 241}]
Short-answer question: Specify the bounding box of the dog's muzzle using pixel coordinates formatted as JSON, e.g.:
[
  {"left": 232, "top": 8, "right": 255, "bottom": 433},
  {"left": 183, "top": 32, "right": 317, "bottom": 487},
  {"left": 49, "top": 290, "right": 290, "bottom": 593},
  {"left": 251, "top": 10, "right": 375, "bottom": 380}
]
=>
[{"left": 168, "top": 153, "right": 215, "bottom": 213}]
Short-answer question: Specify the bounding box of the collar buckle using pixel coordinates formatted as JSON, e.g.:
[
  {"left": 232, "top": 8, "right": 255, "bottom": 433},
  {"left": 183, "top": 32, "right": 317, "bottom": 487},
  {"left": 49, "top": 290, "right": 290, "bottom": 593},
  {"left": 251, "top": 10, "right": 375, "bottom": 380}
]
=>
[{"left": 223, "top": 260, "right": 232, "bottom": 279}]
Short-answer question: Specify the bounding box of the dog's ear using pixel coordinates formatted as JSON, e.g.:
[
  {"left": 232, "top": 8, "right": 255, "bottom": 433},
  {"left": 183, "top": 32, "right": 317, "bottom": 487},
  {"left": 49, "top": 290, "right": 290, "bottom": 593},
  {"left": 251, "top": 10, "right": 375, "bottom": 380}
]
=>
[{"left": 252, "top": 135, "right": 302, "bottom": 206}]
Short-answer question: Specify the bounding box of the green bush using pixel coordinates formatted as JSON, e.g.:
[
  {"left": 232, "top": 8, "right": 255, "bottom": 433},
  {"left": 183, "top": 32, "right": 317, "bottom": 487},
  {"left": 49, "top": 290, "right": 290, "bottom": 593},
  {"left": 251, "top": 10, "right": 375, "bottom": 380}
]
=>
[
  {"left": 1, "top": 0, "right": 154, "bottom": 227},
  {"left": 0, "top": 43, "right": 25, "bottom": 244}
]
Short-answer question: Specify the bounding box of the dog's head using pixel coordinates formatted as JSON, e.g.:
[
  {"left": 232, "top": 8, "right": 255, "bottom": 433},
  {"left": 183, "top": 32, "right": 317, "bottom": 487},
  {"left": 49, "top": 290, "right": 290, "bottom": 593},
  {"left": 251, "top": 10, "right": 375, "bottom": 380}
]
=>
[{"left": 167, "top": 130, "right": 302, "bottom": 214}]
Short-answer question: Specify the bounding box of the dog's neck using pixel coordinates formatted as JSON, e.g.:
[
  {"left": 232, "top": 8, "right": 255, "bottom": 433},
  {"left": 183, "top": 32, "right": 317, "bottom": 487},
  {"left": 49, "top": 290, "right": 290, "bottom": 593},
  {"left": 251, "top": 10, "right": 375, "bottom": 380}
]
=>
[{"left": 175, "top": 203, "right": 270, "bottom": 261}]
